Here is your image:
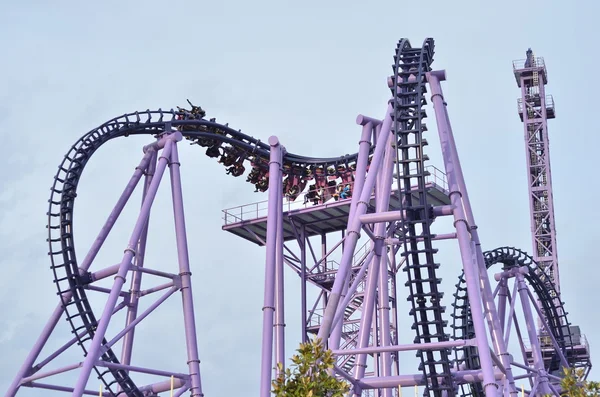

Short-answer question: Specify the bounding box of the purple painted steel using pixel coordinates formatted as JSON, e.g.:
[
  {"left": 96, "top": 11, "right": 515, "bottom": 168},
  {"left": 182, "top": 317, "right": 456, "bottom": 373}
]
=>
[
  {"left": 514, "top": 272, "right": 551, "bottom": 394},
  {"left": 259, "top": 135, "right": 283, "bottom": 397},
  {"left": 72, "top": 137, "right": 177, "bottom": 396},
  {"left": 275, "top": 157, "right": 286, "bottom": 373},
  {"left": 169, "top": 140, "right": 204, "bottom": 397},
  {"left": 120, "top": 149, "right": 158, "bottom": 371},
  {"left": 24, "top": 382, "right": 105, "bottom": 396},
  {"left": 78, "top": 138, "right": 167, "bottom": 274},
  {"left": 516, "top": 58, "right": 560, "bottom": 294},
  {"left": 358, "top": 370, "right": 504, "bottom": 388},
  {"left": 358, "top": 204, "right": 453, "bottom": 224},
  {"left": 332, "top": 250, "right": 375, "bottom": 329},
  {"left": 428, "top": 70, "right": 518, "bottom": 395},
  {"left": 104, "top": 287, "right": 178, "bottom": 351},
  {"left": 427, "top": 71, "right": 499, "bottom": 397},
  {"left": 300, "top": 225, "right": 308, "bottom": 343},
  {"left": 355, "top": 132, "right": 396, "bottom": 389},
  {"left": 333, "top": 339, "right": 476, "bottom": 355},
  {"left": 7, "top": 145, "right": 158, "bottom": 397},
  {"left": 317, "top": 104, "right": 393, "bottom": 342}
]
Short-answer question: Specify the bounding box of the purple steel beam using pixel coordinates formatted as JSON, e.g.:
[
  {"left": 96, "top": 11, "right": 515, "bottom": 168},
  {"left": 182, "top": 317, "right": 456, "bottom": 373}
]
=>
[
  {"left": 376, "top": 126, "right": 396, "bottom": 390},
  {"left": 514, "top": 273, "right": 551, "bottom": 394},
  {"left": 358, "top": 369, "right": 505, "bottom": 388},
  {"left": 169, "top": 139, "right": 204, "bottom": 396},
  {"left": 426, "top": 70, "right": 499, "bottom": 397},
  {"left": 6, "top": 147, "right": 157, "bottom": 397},
  {"left": 259, "top": 136, "right": 283, "bottom": 397},
  {"left": 317, "top": 107, "right": 393, "bottom": 342},
  {"left": 332, "top": 250, "right": 375, "bottom": 329},
  {"left": 353, "top": 130, "right": 394, "bottom": 396},
  {"left": 275, "top": 155, "right": 286, "bottom": 373},
  {"left": 300, "top": 225, "right": 308, "bottom": 342},
  {"left": 24, "top": 382, "right": 107, "bottom": 396},
  {"left": 72, "top": 134, "right": 178, "bottom": 396},
  {"left": 120, "top": 149, "right": 158, "bottom": 370},
  {"left": 104, "top": 287, "right": 178, "bottom": 351},
  {"left": 428, "top": 70, "right": 521, "bottom": 395}
]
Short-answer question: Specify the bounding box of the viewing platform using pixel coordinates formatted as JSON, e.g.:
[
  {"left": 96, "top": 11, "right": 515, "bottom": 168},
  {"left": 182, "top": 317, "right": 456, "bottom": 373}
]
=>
[
  {"left": 513, "top": 57, "right": 548, "bottom": 86},
  {"left": 222, "top": 166, "right": 451, "bottom": 246},
  {"left": 517, "top": 95, "right": 556, "bottom": 120}
]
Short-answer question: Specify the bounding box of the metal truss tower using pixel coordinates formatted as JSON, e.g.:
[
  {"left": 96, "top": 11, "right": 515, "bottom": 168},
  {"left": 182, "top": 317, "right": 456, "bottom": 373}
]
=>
[
  {"left": 513, "top": 50, "right": 560, "bottom": 295},
  {"left": 513, "top": 48, "right": 592, "bottom": 379}
]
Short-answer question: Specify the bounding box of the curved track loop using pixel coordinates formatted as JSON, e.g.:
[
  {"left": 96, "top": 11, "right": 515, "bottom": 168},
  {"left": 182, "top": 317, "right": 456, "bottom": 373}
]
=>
[
  {"left": 451, "top": 247, "right": 572, "bottom": 397},
  {"left": 390, "top": 38, "right": 455, "bottom": 396},
  {"left": 48, "top": 37, "right": 455, "bottom": 395},
  {"left": 47, "top": 111, "right": 378, "bottom": 395},
  {"left": 47, "top": 105, "right": 385, "bottom": 393}
]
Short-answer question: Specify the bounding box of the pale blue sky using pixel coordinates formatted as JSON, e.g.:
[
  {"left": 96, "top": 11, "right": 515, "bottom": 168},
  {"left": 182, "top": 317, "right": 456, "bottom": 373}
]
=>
[{"left": 1, "top": 0, "right": 599, "bottom": 396}]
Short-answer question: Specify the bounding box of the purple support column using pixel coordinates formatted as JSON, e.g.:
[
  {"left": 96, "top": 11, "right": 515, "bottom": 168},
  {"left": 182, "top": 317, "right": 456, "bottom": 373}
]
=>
[
  {"left": 7, "top": 144, "right": 159, "bottom": 397},
  {"left": 300, "top": 225, "right": 308, "bottom": 343},
  {"left": 120, "top": 149, "right": 158, "bottom": 371},
  {"left": 260, "top": 136, "right": 283, "bottom": 397},
  {"left": 426, "top": 71, "right": 499, "bottom": 397},
  {"left": 71, "top": 134, "right": 179, "bottom": 397},
  {"left": 169, "top": 140, "right": 204, "bottom": 397},
  {"left": 427, "top": 70, "right": 517, "bottom": 395},
  {"left": 515, "top": 273, "right": 551, "bottom": 395},
  {"left": 274, "top": 153, "right": 286, "bottom": 373},
  {"left": 497, "top": 277, "right": 508, "bottom": 332},
  {"left": 317, "top": 105, "right": 393, "bottom": 342},
  {"left": 354, "top": 132, "right": 395, "bottom": 391}
]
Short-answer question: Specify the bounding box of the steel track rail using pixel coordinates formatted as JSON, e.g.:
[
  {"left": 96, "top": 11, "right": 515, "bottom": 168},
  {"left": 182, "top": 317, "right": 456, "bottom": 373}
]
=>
[
  {"left": 390, "top": 38, "right": 455, "bottom": 396},
  {"left": 451, "top": 246, "right": 573, "bottom": 397},
  {"left": 47, "top": 110, "right": 378, "bottom": 395}
]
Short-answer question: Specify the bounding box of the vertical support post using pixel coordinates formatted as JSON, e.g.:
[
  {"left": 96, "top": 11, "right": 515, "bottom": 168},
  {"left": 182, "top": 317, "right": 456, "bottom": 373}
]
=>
[
  {"left": 274, "top": 160, "right": 286, "bottom": 373},
  {"left": 426, "top": 71, "right": 499, "bottom": 397},
  {"left": 328, "top": 120, "right": 375, "bottom": 351},
  {"left": 169, "top": 140, "right": 204, "bottom": 397},
  {"left": 260, "top": 136, "right": 283, "bottom": 397},
  {"left": 120, "top": 149, "right": 158, "bottom": 369},
  {"left": 515, "top": 273, "right": 551, "bottom": 395},
  {"left": 317, "top": 106, "right": 393, "bottom": 342},
  {"left": 300, "top": 225, "right": 308, "bottom": 343},
  {"left": 428, "top": 70, "right": 519, "bottom": 395},
  {"left": 72, "top": 134, "right": 178, "bottom": 397},
  {"left": 354, "top": 131, "right": 395, "bottom": 390}
]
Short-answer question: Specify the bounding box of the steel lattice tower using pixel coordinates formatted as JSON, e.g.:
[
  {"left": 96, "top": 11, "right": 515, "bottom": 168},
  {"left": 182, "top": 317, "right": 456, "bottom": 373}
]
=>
[{"left": 513, "top": 50, "right": 560, "bottom": 295}]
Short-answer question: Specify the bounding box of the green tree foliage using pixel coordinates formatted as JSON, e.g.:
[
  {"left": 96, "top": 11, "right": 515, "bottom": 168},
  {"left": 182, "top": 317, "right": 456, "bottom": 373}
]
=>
[
  {"left": 272, "top": 338, "right": 351, "bottom": 397},
  {"left": 554, "top": 368, "right": 600, "bottom": 396}
]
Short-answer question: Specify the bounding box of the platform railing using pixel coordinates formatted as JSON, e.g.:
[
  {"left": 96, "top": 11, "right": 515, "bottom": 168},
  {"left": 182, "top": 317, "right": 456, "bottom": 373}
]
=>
[
  {"left": 517, "top": 95, "right": 555, "bottom": 114},
  {"left": 513, "top": 57, "right": 546, "bottom": 71},
  {"left": 222, "top": 165, "right": 448, "bottom": 225}
]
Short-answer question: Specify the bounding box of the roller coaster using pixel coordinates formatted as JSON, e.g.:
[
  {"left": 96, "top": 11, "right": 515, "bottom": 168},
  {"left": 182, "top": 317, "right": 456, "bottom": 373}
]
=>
[{"left": 6, "top": 38, "right": 592, "bottom": 397}]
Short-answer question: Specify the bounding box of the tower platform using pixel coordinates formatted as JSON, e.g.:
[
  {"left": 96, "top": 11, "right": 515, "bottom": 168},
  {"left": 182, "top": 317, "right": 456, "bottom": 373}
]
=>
[
  {"left": 513, "top": 57, "right": 548, "bottom": 87},
  {"left": 222, "top": 166, "right": 450, "bottom": 246}
]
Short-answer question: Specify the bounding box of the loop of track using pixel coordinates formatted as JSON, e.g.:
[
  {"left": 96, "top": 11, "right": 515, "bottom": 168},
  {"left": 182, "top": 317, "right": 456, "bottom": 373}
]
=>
[
  {"left": 47, "top": 112, "right": 375, "bottom": 394},
  {"left": 46, "top": 37, "right": 454, "bottom": 395},
  {"left": 451, "top": 246, "right": 572, "bottom": 397}
]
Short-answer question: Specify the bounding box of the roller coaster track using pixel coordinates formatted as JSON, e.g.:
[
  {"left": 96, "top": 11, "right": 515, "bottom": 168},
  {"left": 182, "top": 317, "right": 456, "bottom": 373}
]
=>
[
  {"left": 451, "top": 247, "right": 573, "bottom": 397},
  {"left": 390, "top": 38, "right": 455, "bottom": 396},
  {"left": 47, "top": 111, "right": 374, "bottom": 396},
  {"left": 47, "top": 37, "right": 455, "bottom": 396}
]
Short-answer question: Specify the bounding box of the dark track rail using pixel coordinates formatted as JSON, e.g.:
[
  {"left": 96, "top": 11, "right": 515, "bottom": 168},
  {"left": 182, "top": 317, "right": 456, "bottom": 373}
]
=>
[
  {"left": 451, "top": 247, "right": 573, "bottom": 397},
  {"left": 47, "top": 111, "right": 378, "bottom": 395},
  {"left": 47, "top": 38, "right": 452, "bottom": 395},
  {"left": 391, "top": 38, "right": 455, "bottom": 396}
]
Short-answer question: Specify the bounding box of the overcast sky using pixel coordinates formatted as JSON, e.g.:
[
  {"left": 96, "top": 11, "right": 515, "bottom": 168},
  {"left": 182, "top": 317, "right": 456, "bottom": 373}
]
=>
[{"left": 1, "top": 0, "right": 599, "bottom": 396}]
